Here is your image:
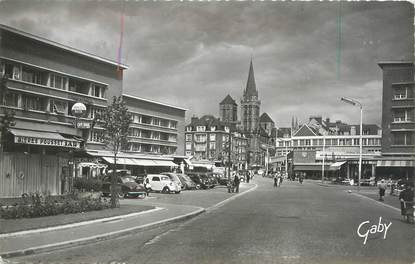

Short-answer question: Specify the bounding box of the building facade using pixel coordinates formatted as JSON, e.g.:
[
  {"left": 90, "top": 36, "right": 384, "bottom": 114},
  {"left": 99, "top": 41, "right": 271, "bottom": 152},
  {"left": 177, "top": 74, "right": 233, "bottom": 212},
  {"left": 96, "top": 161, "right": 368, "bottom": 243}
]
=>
[
  {"left": 0, "top": 24, "right": 127, "bottom": 197},
  {"left": 185, "top": 115, "right": 248, "bottom": 170},
  {"left": 275, "top": 116, "right": 382, "bottom": 180},
  {"left": 123, "top": 94, "right": 186, "bottom": 156},
  {"left": 377, "top": 61, "right": 415, "bottom": 180}
]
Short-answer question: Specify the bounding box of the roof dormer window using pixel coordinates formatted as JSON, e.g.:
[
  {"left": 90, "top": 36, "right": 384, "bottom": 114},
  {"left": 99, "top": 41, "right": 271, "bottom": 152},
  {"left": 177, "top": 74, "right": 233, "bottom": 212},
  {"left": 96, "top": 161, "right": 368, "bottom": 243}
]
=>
[{"left": 196, "top": 126, "right": 206, "bottom": 132}]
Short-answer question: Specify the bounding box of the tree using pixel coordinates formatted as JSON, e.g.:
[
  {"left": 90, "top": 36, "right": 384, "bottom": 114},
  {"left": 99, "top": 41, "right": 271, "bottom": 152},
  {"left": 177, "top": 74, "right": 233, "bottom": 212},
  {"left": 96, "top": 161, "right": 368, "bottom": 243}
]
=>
[{"left": 100, "top": 96, "right": 132, "bottom": 208}]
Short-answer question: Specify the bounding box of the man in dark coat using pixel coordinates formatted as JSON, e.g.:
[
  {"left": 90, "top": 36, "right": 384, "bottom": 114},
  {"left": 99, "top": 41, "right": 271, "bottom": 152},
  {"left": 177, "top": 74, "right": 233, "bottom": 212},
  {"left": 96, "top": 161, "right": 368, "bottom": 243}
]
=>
[
  {"left": 234, "top": 174, "right": 240, "bottom": 193},
  {"left": 399, "top": 184, "right": 414, "bottom": 221}
]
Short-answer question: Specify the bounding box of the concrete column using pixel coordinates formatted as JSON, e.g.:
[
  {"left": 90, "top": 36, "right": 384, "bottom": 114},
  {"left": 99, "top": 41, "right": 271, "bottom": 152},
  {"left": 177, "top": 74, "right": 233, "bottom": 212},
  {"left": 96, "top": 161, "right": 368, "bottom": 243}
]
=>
[
  {"left": 346, "top": 162, "right": 350, "bottom": 179},
  {"left": 371, "top": 164, "right": 376, "bottom": 178}
]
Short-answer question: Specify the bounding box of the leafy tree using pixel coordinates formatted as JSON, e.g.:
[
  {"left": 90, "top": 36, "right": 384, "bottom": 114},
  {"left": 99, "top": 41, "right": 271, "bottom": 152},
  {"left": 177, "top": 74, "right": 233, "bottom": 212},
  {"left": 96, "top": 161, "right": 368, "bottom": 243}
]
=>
[{"left": 100, "top": 96, "right": 132, "bottom": 208}]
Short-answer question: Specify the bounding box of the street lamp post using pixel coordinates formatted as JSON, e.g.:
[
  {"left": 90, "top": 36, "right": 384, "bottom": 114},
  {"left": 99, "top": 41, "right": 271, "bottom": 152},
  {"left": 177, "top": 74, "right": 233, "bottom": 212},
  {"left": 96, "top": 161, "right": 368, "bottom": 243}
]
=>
[
  {"left": 322, "top": 134, "right": 326, "bottom": 184},
  {"left": 340, "top": 97, "right": 363, "bottom": 192},
  {"left": 71, "top": 102, "right": 87, "bottom": 184}
]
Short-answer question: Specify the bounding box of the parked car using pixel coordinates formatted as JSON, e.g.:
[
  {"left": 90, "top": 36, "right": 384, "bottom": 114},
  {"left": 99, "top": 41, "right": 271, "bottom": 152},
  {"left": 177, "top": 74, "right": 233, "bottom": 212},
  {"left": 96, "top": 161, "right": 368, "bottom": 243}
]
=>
[
  {"left": 161, "top": 172, "right": 184, "bottom": 190},
  {"left": 187, "top": 172, "right": 209, "bottom": 189},
  {"left": 360, "top": 177, "right": 376, "bottom": 186},
  {"left": 146, "top": 174, "right": 181, "bottom": 194},
  {"left": 102, "top": 176, "right": 146, "bottom": 198},
  {"left": 177, "top": 174, "right": 198, "bottom": 190},
  {"left": 331, "top": 177, "right": 345, "bottom": 185}
]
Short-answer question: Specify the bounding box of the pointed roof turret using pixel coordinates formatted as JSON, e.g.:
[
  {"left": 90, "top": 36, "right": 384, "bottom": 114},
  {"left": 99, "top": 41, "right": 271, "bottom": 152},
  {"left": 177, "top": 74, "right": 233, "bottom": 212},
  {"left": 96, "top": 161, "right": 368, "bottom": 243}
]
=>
[
  {"left": 244, "top": 59, "right": 258, "bottom": 98},
  {"left": 259, "top": 112, "right": 274, "bottom": 123},
  {"left": 220, "top": 94, "right": 237, "bottom": 105}
]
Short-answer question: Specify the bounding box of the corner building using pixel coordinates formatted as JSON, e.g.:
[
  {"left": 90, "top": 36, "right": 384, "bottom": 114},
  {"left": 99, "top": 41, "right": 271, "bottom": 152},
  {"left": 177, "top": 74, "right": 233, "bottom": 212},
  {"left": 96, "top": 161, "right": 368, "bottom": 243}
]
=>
[
  {"left": 0, "top": 24, "right": 126, "bottom": 197},
  {"left": 377, "top": 62, "right": 414, "bottom": 180}
]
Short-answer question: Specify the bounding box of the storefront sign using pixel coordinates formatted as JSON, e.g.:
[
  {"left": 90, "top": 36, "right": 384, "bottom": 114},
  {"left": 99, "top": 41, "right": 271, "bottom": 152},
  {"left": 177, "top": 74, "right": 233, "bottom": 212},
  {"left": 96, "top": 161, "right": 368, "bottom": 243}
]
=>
[
  {"left": 14, "top": 136, "right": 80, "bottom": 148},
  {"left": 76, "top": 121, "right": 91, "bottom": 129},
  {"left": 74, "top": 157, "right": 101, "bottom": 163}
]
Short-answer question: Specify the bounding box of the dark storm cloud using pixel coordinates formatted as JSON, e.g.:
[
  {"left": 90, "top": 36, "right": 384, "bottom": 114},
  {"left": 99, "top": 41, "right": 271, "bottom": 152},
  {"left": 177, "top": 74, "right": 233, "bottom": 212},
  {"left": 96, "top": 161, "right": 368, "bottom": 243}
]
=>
[{"left": 0, "top": 1, "right": 412, "bottom": 127}]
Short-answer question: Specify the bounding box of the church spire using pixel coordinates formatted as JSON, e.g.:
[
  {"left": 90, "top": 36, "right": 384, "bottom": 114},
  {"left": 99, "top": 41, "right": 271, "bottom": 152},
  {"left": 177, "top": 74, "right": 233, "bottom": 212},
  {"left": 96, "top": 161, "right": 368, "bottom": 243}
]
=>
[{"left": 244, "top": 59, "right": 258, "bottom": 98}]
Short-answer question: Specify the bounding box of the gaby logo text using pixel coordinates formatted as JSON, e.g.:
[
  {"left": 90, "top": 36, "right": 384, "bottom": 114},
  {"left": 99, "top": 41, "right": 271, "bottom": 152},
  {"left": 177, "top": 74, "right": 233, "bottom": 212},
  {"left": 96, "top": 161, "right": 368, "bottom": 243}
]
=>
[{"left": 357, "top": 217, "right": 392, "bottom": 245}]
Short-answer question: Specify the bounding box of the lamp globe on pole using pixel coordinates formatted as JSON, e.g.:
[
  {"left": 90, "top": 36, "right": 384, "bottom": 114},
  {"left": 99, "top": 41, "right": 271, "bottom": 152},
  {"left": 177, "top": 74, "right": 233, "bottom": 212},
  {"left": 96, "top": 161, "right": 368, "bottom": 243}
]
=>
[{"left": 71, "top": 102, "right": 87, "bottom": 118}]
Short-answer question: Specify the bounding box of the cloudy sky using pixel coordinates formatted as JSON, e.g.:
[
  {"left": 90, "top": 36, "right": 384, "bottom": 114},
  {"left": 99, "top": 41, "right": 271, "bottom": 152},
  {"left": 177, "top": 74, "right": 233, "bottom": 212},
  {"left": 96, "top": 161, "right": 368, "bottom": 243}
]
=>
[{"left": 0, "top": 1, "right": 413, "bottom": 127}]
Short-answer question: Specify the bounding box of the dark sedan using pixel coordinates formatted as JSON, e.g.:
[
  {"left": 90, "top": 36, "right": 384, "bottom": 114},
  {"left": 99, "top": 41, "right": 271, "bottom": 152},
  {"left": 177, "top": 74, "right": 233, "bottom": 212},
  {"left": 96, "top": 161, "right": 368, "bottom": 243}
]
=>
[{"left": 102, "top": 176, "right": 146, "bottom": 198}]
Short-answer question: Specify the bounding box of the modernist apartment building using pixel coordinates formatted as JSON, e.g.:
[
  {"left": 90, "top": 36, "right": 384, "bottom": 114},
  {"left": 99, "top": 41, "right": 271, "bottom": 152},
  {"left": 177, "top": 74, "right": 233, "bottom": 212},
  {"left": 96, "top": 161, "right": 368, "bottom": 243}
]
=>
[
  {"left": 185, "top": 115, "right": 248, "bottom": 170},
  {"left": 124, "top": 94, "right": 186, "bottom": 156},
  {"left": 377, "top": 61, "right": 415, "bottom": 180},
  {"left": 274, "top": 116, "right": 382, "bottom": 179},
  {"left": 84, "top": 94, "right": 187, "bottom": 176},
  {"left": 0, "top": 24, "right": 127, "bottom": 197}
]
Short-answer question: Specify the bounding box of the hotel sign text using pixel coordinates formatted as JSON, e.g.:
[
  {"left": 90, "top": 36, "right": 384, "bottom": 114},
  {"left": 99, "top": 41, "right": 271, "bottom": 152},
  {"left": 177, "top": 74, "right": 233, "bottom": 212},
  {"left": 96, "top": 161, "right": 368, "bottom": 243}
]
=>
[{"left": 15, "top": 136, "right": 81, "bottom": 149}]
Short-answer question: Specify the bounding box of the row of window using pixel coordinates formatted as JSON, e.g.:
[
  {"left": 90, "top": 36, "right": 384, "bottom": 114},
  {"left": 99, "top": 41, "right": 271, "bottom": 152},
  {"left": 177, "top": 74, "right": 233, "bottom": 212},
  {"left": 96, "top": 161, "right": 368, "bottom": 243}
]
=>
[
  {"left": 186, "top": 126, "right": 230, "bottom": 132},
  {"left": 186, "top": 141, "right": 247, "bottom": 152},
  {"left": 289, "top": 138, "right": 381, "bottom": 147},
  {"left": 393, "top": 109, "right": 415, "bottom": 123},
  {"left": 131, "top": 114, "right": 177, "bottom": 129},
  {"left": 129, "top": 142, "right": 177, "bottom": 154},
  {"left": 393, "top": 132, "right": 414, "bottom": 145},
  {"left": 186, "top": 133, "right": 248, "bottom": 144},
  {"left": 393, "top": 86, "right": 414, "bottom": 100},
  {"left": 128, "top": 128, "right": 177, "bottom": 142},
  {"left": 1, "top": 60, "right": 106, "bottom": 98},
  {"left": 2, "top": 91, "right": 105, "bottom": 119}
]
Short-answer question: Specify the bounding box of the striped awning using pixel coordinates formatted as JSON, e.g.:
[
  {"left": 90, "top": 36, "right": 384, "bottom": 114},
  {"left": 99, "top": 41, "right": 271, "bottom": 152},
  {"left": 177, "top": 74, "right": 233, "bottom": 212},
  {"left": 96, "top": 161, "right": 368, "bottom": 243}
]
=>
[{"left": 376, "top": 160, "right": 414, "bottom": 167}]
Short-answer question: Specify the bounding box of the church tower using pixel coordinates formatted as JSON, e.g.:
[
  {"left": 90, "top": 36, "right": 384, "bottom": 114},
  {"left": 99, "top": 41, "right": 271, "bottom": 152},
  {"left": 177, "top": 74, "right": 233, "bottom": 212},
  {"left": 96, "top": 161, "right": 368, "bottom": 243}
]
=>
[
  {"left": 219, "top": 94, "right": 238, "bottom": 123},
  {"left": 240, "top": 59, "right": 261, "bottom": 134}
]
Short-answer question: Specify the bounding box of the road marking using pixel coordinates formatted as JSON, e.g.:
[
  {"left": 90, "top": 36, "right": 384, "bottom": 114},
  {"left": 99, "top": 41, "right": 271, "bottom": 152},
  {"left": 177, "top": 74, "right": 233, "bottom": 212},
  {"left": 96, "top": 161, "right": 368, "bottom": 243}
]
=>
[
  {"left": 0, "top": 207, "right": 165, "bottom": 239},
  {"left": 349, "top": 192, "right": 400, "bottom": 212},
  {"left": 206, "top": 183, "right": 258, "bottom": 212}
]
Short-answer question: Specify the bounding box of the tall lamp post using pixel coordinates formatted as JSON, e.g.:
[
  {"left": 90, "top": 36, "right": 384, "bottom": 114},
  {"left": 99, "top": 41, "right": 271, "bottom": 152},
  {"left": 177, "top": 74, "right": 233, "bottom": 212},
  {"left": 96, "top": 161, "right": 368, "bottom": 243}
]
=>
[
  {"left": 71, "top": 102, "right": 87, "bottom": 182},
  {"left": 340, "top": 97, "right": 362, "bottom": 192}
]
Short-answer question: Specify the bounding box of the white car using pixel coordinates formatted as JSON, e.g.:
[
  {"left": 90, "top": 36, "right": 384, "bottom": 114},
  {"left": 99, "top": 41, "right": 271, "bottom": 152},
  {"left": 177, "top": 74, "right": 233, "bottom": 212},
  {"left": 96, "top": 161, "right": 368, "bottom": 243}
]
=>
[{"left": 146, "top": 174, "right": 181, "bottom": 194}]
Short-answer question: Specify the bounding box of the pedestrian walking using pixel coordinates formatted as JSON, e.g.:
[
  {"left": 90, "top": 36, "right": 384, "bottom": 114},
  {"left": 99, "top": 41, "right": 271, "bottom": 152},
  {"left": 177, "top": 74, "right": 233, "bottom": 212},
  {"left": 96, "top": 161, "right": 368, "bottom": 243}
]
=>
[
  {"left": 378, "top": 179, "right": 387, "bottom": 201},
  {"left": 299, "top": 175, "right": 303, "bottom": 184},
  {"left": 144, "top": 178, "right": 151, "bottom": 197},
  {"left": 234, "top": 173, "right": 240, "bottom": 193},
  {"left": 246, "top": 171, "right": 250, "bottom": 183},
  {"left": 273, "top": 173, "right": 278, "bottom": 188},
  {"left": 279, "top": 175, "right": 283, "bottom": 186},
  {"left": 399, "top": 184, "right": 414, "bottom": 222}
]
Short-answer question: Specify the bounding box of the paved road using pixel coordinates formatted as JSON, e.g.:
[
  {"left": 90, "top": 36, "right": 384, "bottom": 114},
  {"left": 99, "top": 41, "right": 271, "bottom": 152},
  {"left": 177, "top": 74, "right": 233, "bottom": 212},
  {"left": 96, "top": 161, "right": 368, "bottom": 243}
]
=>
[{"left": 11, "top": 177, "right": 415, "bottom": 264}]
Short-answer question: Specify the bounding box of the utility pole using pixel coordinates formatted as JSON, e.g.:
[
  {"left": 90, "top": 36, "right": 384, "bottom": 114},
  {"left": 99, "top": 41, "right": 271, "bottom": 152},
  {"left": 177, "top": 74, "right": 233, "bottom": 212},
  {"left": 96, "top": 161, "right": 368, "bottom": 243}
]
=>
[
  {"left": 322, "top": 134, "right": 326, "bottom": 184},
  {"left": 227, "top": 127, "right": 232, "bottom": 181}
]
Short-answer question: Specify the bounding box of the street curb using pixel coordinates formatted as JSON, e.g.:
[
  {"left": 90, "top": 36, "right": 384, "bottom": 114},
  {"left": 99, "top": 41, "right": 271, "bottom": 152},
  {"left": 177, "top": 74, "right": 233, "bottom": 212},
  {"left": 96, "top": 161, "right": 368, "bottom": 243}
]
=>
[
  {"left": 0, "top": 207, "right": 205, "bottom": 258},
  {"left": 348, "top": 191, "right": 400, "bottom": 212},
  {"left": 0, "top": 207, "right": 163, "bottom": 239}
]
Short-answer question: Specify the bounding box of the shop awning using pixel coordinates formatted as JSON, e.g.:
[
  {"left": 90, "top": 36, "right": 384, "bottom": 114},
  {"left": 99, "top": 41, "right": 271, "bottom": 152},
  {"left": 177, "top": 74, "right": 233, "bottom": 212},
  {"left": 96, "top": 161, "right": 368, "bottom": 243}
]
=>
[
  {"left": 10, "top": 128, "right": 81, "bottom": 148},
  {"left": 376, "top": 160, "right": 415, "bottom": 167},
  {"left": 102, "top": 157, "right": 178, "bottom": 167},
  {"left": 102, "top": 157, "right": 137, "bottom": 166},
  {"left": 329, "top": 161, "right": 347, "bottom": 171},
  {"left": 152, "top": 160, "right": 178, "bottom": 167}
]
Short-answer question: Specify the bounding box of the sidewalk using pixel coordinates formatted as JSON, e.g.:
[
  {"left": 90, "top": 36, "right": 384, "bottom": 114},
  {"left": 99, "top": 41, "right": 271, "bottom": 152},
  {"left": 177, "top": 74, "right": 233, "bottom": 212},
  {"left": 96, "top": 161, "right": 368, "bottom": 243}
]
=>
[{"left": 0, "top": 182, "right": 256, "bottom": 258}]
